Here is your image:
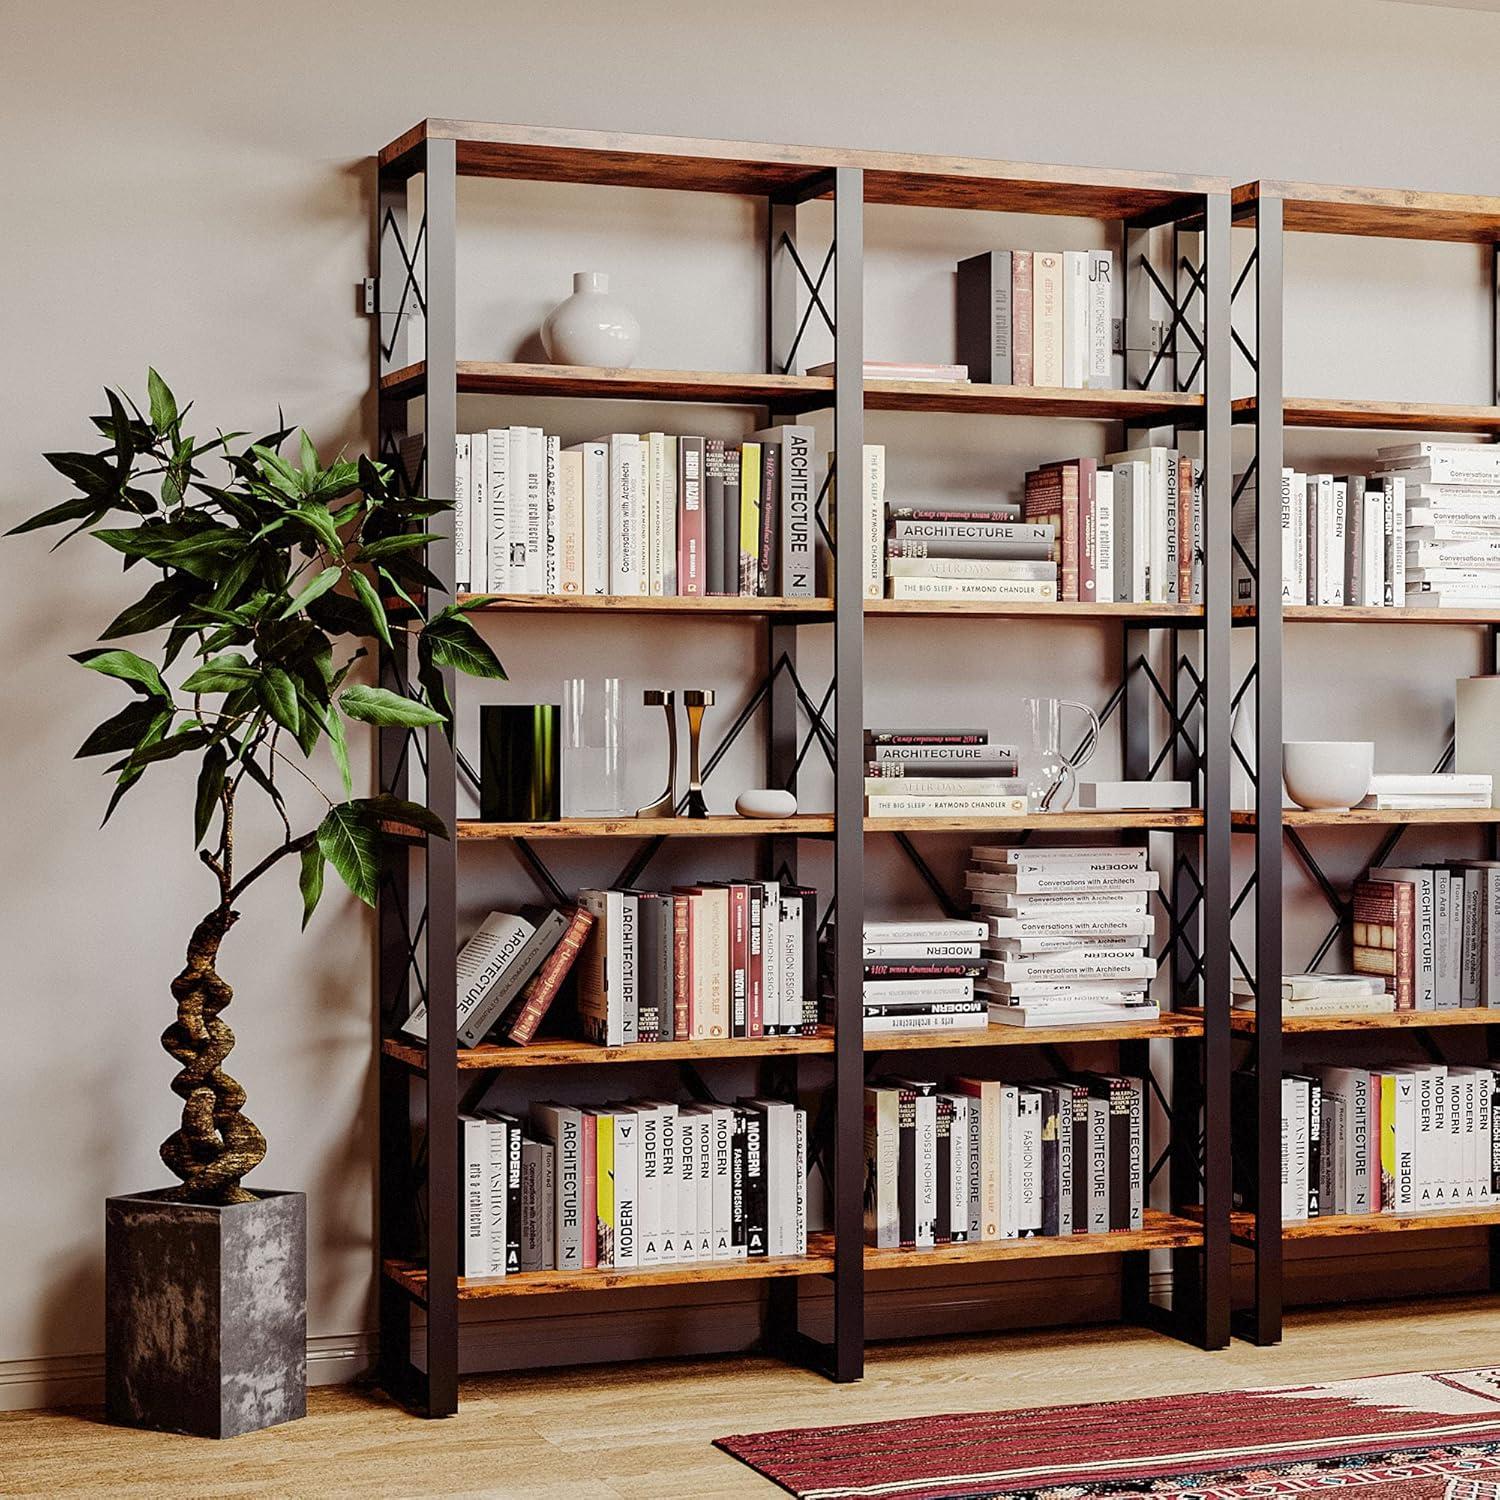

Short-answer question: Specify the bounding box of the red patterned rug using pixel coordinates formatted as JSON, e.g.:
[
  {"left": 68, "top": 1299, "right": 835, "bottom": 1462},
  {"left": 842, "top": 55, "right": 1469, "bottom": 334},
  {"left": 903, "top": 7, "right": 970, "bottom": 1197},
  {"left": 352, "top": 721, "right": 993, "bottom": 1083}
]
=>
[{"left": 715, "top": 1367, "right": 1500, "bottom": 1498}]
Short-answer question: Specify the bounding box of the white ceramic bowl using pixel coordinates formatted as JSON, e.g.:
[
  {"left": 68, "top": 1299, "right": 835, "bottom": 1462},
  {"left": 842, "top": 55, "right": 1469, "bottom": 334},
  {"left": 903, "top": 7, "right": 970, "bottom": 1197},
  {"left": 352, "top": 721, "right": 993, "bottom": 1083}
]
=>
[{"left": 1282, "top": 740, "right": 1374, "bottom": 811}]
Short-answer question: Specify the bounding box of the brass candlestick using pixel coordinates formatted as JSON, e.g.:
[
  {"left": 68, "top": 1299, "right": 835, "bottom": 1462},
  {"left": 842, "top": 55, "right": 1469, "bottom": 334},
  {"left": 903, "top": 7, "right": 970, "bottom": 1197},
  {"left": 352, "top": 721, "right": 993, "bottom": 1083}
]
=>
[
  {"left": 683, "top": 689, "right": 715, "bottom": 818},
  {"left": 635, "top": 690, "right": 677, "bottom": 818}
]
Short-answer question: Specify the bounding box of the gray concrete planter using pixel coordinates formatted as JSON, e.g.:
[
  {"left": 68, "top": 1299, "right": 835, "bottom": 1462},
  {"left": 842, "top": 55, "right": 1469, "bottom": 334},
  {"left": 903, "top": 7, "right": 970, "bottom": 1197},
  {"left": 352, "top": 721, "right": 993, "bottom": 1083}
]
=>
[{"left": 105, "top": 1189, "right": 306, "bottom": 1438}]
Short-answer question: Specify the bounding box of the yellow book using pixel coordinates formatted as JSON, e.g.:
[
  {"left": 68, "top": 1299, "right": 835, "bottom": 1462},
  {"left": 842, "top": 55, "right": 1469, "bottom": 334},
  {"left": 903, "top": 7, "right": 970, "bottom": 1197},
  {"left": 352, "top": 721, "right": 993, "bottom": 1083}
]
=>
[
  {"left": 1380, "top": 1073, "right": 1397, "bottom": 1212},
  {"left": 595, "top": 1111, "right": 615, "bottom": 1267},
  {"left": 738, "top": 441, "right": 762, "bottom": 595}
]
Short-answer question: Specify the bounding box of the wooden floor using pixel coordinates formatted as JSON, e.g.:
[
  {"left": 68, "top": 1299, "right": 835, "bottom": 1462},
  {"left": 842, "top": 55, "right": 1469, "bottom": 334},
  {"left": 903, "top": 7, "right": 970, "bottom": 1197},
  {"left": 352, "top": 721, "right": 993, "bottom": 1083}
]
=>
[{"left": 6, "top": 1300, "right": 1500, "bottom": 1498}]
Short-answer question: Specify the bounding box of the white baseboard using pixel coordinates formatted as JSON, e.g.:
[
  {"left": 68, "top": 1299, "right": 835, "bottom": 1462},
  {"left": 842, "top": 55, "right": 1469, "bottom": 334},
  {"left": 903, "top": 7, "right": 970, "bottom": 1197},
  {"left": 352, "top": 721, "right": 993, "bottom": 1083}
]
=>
[{"left": 0, "top": 1333, "right": 375, "bottom": 1413}]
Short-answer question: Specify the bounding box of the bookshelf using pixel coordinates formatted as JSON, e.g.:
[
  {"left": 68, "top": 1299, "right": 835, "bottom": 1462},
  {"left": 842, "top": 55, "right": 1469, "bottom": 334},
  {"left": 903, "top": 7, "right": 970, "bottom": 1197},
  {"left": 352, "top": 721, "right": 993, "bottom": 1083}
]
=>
[
  {"left": 373, "top": 118, "right": 1235, "bottom": 1418},
  {"left": 1230, "top": 177, "right": 1500, "bottom": 1348}
]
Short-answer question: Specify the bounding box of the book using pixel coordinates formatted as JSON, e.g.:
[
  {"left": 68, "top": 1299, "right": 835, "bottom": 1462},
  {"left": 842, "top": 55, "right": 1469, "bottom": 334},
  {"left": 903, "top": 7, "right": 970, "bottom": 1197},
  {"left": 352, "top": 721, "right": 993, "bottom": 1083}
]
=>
[
  {"left": 757, "top": 441, "right": 780, "bottom": 595},
  {"left": 1011, "top": 250, "right": 1034, "bottom": 386},
  {"left": 501, "top": 906, "right": 596, "bottom": 1045},
  {"left": 752, "top": 424, "right": 816, "bottom": 598},
  {"left": 955, "top": 250, "right": 1013, "bottom": 385},
  {"left": 885, "top": 556, "right": 1056, "bottom": 582},
  {"left": 805, "top": 360, "right": 968, "bottom": 381},
  {"left": 453, "top": 434, "right": 472, "bottom": 595},
  {"left": 738, "top": 441, "right": 762, "bottom": 595},
  {"left": 1032, "top": 251, "right": 1063, "bottom": 386},
  {"left": 1087, "top": 250, "right": 1115, "bottom": 390},
  {"left": 1353, "top": 879, "right": 1416, "bottom": 1010},
  {"left": 886, "top": 578, "right": 1057, "bottom": 602},
  {"left": 863, "top": 443, "right": 885, "bottom": 600},
  {"left": 1061, "top": 251, "right": 1089, "bottom": 389}
]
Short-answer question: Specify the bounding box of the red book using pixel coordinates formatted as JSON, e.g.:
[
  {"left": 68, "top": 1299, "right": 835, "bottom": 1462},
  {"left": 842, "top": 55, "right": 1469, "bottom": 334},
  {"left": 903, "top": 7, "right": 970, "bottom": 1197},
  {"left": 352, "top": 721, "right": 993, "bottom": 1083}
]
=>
[
  {"left": 672, "top": 891, "right": 692, "bottom": 1040},
  {"left": 1026, "top": 463, "right": 1080, "bottom": 601},
  {"left": 1177, "top": 453, "right": 1195, "bottom": 603},
  {"left": 501, "top": 907, "right": 596, "bottom": 1045},
  {"left": 677, "top": 436, "right": 705, "bottom": 596},
  {"left": 729, "top": 883, "right": 749, "bottom": 1038},
  {"left": 579, "top": 1112, "right": 598, "bottom": 1269},
  {"left": 747, "top": 886, "right": 765, "bottom": 1039}
]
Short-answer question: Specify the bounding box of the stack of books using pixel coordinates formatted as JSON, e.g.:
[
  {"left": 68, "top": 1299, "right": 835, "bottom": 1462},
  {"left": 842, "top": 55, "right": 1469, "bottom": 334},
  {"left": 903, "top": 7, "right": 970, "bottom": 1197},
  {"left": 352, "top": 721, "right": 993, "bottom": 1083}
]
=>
[
  {"left": 863, "top": 729, "right": 1025, "bottom": 818},
  {"left": 864, "top": 1071, "right": 1145, "bottom": 1246},
  {"left": 969, "top": 845, "right": 1161, "bottom": 1027},
  {"left": 1237, "top": 1065, "right": 1499, "bottom": 1222},
  {"left": 1231, "top": 972, "right": 1395, "bottom": 1018},
  {"left": 854, "top": 919, "right": 988, "bottom": 1035},
  {"left": 1384, "top": 442, "right": 1500, "bottom": 609},
  {"left": 1354, "top": 861, "right": 1500, "bottom": 1010},
  {"left": 436, "top": 424, "right": 820, "bottom": 599},
  {"left": 1358, "top": 773, "right": 1493, "bottom": 810},
  {"left": 955, "top": 248, "right": 1118, "bottom": 389},
  {"left": 880, "top": 499, "right": 1059, "bottom": 604},
  {"left": 807, "top": 360, "right": 967, "bottom": 383},
  {"left": 459, "top": 1096, "right": 807, "bottom": 1277}
]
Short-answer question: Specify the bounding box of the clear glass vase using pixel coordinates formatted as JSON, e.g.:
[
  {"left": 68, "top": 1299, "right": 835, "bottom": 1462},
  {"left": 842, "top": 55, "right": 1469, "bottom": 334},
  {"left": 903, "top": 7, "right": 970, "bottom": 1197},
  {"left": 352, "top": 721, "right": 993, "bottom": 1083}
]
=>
[
  {"left": 1021, "top": 696, "right": 1101, "bottom": 812},
  {"left": 561, "top": 677, "right": 626, "bottom": 816}
]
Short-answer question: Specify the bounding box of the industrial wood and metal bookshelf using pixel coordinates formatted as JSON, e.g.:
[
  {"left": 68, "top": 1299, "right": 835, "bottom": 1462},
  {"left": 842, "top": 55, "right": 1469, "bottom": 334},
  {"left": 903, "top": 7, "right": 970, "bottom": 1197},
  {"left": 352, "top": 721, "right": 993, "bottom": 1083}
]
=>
[
  {"left": 372, "top": 118, "right": 1236, "bottom": 1417},
  {"left": 1229, "top": 179, "right": 1500, "bottom": 1347}
]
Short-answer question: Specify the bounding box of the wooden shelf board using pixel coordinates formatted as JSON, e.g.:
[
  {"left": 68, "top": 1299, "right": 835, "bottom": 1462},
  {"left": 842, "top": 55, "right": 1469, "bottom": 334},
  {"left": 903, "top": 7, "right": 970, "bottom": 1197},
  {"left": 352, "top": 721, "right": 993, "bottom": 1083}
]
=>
[
  {"left": 1224, "top": 1007, "right": 1500, "bottom": 1034},
  {"left": 865, "top": 1210, "right": 1202, "bottom": 1269},
  {"left": 1233, "top": 807, "right": 1500, "bottom": 829},
  {"left": 381, "top": 120, "right": 1223, "bottom": 219},
  {"left": 383, "top": 1027, "right": 836, "bottom": 1072},
  {"left": 863, "top": 380, "right": 1203, "bottom": 422},
  {"left": 1235, "top": 180, "right": 1500, "bottom": 243},
  {"left": 865, "top": 600, "right": 1204, "bottom": 621},
  {"left": 1228, "top": 1206, "right": 1500, "bottom": 1243},
  {"left": 385, "top": 1234, "right": 838, "bottom": 1302},
  {"left": 455, "top": 592, "right": 833, "bottom": 617},
  {"left": 866, "top": 810, "right": 1203, "bottom": 833},
  {"left": 863, "top": 1015, "right": 1203, "bottom": 1052},
  {"left": 457, "top": 815, "right": 833, "bottom": 840},
  {"left": 1235, "top": 604, "right": 1500, "bottom": 626},
  {"left": 1233, "top": 394, "right": 1500, "bottom": 432}
]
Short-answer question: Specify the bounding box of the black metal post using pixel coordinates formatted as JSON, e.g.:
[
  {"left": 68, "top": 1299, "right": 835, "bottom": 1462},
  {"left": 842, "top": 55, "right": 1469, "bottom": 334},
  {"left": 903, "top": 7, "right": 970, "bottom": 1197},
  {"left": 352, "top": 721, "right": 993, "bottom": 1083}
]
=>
[
  {"left": 1250, "top": 191, "right": 1285, "bottom": 1347},
  {"left": 830, "top": 164, "right": 865, "bottom": 1384},
  {"left": 421, "top": 137, "right": 461, "bottom": 1417}
]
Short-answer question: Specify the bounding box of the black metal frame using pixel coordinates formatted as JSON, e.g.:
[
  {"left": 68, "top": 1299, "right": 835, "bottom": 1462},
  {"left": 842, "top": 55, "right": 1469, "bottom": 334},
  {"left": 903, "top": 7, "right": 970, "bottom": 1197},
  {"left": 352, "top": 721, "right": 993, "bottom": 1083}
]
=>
[{"left": 370, "top": 133, "right": 1236, "bottom": 1416}]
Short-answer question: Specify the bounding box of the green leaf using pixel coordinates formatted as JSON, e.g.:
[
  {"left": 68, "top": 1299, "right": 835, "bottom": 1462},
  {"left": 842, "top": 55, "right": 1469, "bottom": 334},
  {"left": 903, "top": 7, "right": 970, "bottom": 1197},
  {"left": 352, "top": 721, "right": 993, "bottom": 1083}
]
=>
[
  {"left": 76, "top": 701, "right": 172, "bottom": 759},
  {"left": 348, "top": 569, "right": 392, "bottom": 649},
  {"left": 279, "top": 566, "right": 340, "bottom": 618},
  {"left": 420, "top": 613, "right": 506, "bottom": 680},
  {"left": 181, "top": 652, "right": 258, "bottom": 694},
  {"left": 146, "top": 369, "right": 178, "bottom": 434},
  {"left": 298, "top": 844, "right": 325, "bottom": 929},
  {"left": 46, "top": 450, "right": 117, "bottom": 496},
  {"left": 291, "top": 501, "right": 343, "bottom": 555},
  {"left": 110, "top": 726, "right": 214, "bottom": 772},
  {"left": 299, "top": 429, "right": 319, "bottom": 475},
  {"left": 338, "top": 684, "right": 443, "bottom": 728},
  {"left": 6, "top": 495, "right": 106, "bottom": 537},
  {"left": 100, "top": 709, "right": 167, "bottom": 825},
  {"left": 416, "top": 643, "right": 453, "bottom": 738},
  {"left": 355, "top": 794, "right": 450, "bottom": 840},
  {"left": 193, "top": 743, "right": 227, "bottom": 848},
  {"left": 252, "top": 443, "right": 302, "bottom": 497},
  {"left": 317, "top": 803, "right": 379, "bottom": 906},
  {"left": 260, "top": 666, "right": 301, "bottom": 735},
  {"left": 358, "top": 532, "right": 441, "bottom": 561},
  {"left": 325, "top": 697, "right": 352, "bottom": 796},
  {"left": 100, "top": 573, "right": 200, "bottom": 639},
  {"left": 72, "top": 648, "right": 168, "bottom": 699}
]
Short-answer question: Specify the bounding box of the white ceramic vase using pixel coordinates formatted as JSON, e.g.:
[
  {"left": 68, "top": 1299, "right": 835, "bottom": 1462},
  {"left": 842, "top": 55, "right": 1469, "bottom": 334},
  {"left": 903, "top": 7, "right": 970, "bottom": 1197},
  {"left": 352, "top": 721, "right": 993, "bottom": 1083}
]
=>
[
  {"left": 540, "top": 272, "right": 640, "bottom": 368},
  {"left": 1282, "top": 740, "right": 1374, "bottom": 811}
]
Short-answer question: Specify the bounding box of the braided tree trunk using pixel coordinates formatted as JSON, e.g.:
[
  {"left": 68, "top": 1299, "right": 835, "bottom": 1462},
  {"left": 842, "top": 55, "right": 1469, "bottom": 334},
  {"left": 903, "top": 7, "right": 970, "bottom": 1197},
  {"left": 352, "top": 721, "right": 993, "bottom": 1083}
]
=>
[{"left": 158, "top": 904, "right": 266, "bottom": 1204}]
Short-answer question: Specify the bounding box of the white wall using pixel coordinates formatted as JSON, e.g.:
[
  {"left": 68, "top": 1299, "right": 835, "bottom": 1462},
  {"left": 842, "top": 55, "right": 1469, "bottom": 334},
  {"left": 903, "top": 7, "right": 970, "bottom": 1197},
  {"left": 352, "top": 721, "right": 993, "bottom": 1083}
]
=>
[{"left": 4, "top": 0, "right": 1499, "bottom": 1407}]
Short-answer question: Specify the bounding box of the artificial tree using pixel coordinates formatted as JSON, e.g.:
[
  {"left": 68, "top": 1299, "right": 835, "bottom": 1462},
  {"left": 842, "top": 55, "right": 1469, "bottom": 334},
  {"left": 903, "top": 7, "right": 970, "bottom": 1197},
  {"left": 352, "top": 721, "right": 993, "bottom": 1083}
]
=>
[{"left": 11, "top": 372, "right": 500, "bottom": 1205}]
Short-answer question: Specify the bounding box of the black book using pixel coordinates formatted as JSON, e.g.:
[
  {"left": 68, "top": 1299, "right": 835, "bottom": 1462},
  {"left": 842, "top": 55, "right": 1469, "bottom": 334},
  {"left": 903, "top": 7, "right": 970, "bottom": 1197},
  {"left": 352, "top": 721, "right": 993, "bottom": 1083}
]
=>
[
  {"left": 955, "top": 249, "right": 1013, "bottom": 384},
  {"left": 864, "top": 962, "right": 985, "bottom": 980},
  {"left": 1038, "top": 1086, "right": 1065, "bottom": 1237},
  {"left": 722, "top": 445, "right": 742, "bottom": 598},
  {"left": 1065, "top": 1083, "right": 1090, "bottom": 1232},
  {"left": 1297, "top": 1074, "right": 1322, "bottom": 1219},
  {"left": 1492, "top": 1074, "right": 1500, "bottom": 1196},
  {"left": 786, "top": 884, "right": 819, "bottom": 1036},
  {"left": 1087, "top": 1076, "right": 1134, "bottom": 1232},
  {"left": 895, "top": 1085, "right": 918, "bottom": 1246},
  {"left": 758, "top": 442, "right": 780, "bottom": 595},
  {"left": 864, "top": 729, "right": 989, "bottom": 747},
  {"left": 704, "top": 438, "right": 726, "bottom": 595},
  {"left": 737, "top": 1105, "right": 769, "bottom": 1257},
  {"left": 935, "top": 1094, "right": 954, "bottom": 1242},
  {"left": 629, "top": 890, "right": 663, "bottom": 1043},
  {"left": 729, "top": 1111, "right": 748, "bottom": 1256}
]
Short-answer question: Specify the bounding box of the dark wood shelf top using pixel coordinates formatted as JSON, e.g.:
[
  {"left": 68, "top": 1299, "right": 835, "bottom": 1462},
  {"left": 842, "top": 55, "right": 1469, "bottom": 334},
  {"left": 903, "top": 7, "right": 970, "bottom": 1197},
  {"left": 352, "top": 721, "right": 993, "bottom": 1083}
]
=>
[
  {"left": 383, "top": 1027, "right": 836, "bottom": 1072},
  {"left": 381, "top": 120, "right": 1223, "bottom": 219},
  {"left": 1235, "top": 179, "right": 1500, "bottom": 242},
  {"left": 1233, "top": 395, "right": 1500, "bottom": 433},
  {"left": 863, "top": 1015, "right": 1202, "bottom": 1052},
  {"left": 456, "top": 591, "right": 833, "bottom": 618},
  {"left": 1235, "top": 604, "right": 1500, "bottom": 626},
  {"left": 1228, "top": 1205, "right": 1500, "bottom": 1243},
  {"left": 864, "top": 1210, "right": 1202, "bottom": 1270},
  {"left": 1221, "top": 1006, "right": 1500, "bottom": 1035},
  {"left": 385, "top": 1234, "right": 838, "bottom": 1302},
  {"left": 457, "top": 815, "right": 831, "bottom": 840},
  {"left": 381, "top": 359, "right": 1203, "bottom": 422},
  {"left": 1233, "top": 807, "right": 1500, "bottom": 829},
  {"left": 866, "top": 600, "right": 1205, "bottom": 621},
  {"left": 866, "top": 809, "right": 1203, "bottom": 833}
]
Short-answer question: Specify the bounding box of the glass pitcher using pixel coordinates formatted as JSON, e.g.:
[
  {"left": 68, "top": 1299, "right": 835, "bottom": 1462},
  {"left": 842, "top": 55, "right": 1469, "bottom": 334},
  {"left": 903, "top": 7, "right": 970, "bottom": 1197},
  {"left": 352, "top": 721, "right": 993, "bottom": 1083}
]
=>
[{"left": 1021, "top": 696, "right": 1101, "bottom": 812}]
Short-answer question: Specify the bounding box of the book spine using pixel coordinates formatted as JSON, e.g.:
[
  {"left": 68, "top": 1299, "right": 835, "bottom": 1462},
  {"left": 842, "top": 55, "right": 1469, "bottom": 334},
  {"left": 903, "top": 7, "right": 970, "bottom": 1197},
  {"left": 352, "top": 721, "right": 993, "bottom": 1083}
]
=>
[
  {"left": 1078, "top": 460, "right": 1098, "bottom": 603},
  {"left": 520, "top": 1141, "right": 542, "bottom": 1271},
  {"left": 469, "top": 433, "right": 489, "bottom": 594},
  {"left": 544, "top": 435, "right": 560, "bottom": 594},
  {"left": 1176, "top": 454, "right": 1193, "bottom": 604},
  {"left": 1011, "top": 251, "right": 1034, "bottom": 386},
  {"left": 556, "top": 447, "right": 583, "bottom": 595},
  {"left": 659, "top": 433, "right": 678, "bottom": 596},
  {"left": 504, "top": 908, "right": 594, "bottom": 1045},
  {"left": 1094, "top": 469, "right": 1116, "bottom": 605},
  {"left": 454, "top": 434, "right": 472, "bottom": 594},
  {"left": 1033, "top": 252, "right": 1063, "bottom": 387},
  {"left": 863, "top": 442, "right": 885, "bottom": 599},
  {"left": 1061, "top": 251, "right": 1089, "bottom": 389},
  {"left": 1087, "top": 249, "right": 1114, "bottom": 389},
  {"left": 721, "top": 446, "right": 741, "bottom": 597},
  {"left": 485, "top": 428, "right": 510, "bottom": 593},
  {"left": 757, "top": 441, "right": 780, "bottom": 596},
  {"left": 523, "top": 429, "right": 545, "bottom": 593},
  {"left": 737, "top": 441, "right": 761, "bottom": 596},
  {"left": 555, "top": 1111, "right": 584, "bottom": 1269},
  {"left": 608, "top": 436, "right": 639, "bottom": 595},
  {"left": 677, "top": 437, "right": 704, "bottom": 596},
  {"left": 778, "top": 426, "right": 815, "bottom": 598},
  {"left": 619, "top": 893, "right": 639, "bottom": 1044},
  {"left": 612, "top": 1112, "right": 638, "bottom": 1267}
]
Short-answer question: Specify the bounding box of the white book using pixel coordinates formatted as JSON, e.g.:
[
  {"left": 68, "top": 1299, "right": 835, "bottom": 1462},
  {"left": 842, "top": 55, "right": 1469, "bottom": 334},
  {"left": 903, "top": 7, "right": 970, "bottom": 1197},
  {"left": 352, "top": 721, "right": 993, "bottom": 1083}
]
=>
[
  {"left": 987, "top": 951, "right": 1156, "bottom": 983},
  {"left": 863, "top": 919, "right": 987, "bottom": 943},
  {"left": 401, "top": 909, "right": 536, "bottom": 1043},
  {"left": 556, "top": 447, "right": 584, "bottom": 594},
  {"left": 862, "top": 940, "right": 982, "bottom": 960},
  {"left": 660, "top": 434, "right": 678, "bottom": 595},
  {"left": 864, "top": 1088, "right": 901, "bottom": 1248},
  {"left": 793, "top": 1107, "right": 808, "bottom": 1256},
  {"left": 643, "top": 430, "right": 666, "bottom": 596},
  {"left": 468, "top": 432, "right": 489, "bottom": 594},
  {"left": 608, "top": 434, "right": 644, "bottom": 595},
  {"left": 676, "top": 1112, "right": 700, "bottom": 1261},
  {"left": 1105, "top": 447, "right": 1173, "bottom": 603},
  {"left": 887, "top": 578, "right": 1056, "bottom": 602},
  {"left": 1362, "top": 493, "right": 1385, "bottom": 606},
  {"left": 708, "top": 1105, "right": 734, "bottom": 1260},
  {"left": 863, "top": 442, "right": 886, "bottom": 599},
  {"left": 524, "top": 428, "right": 546, "bottom": 593},
  {"left": 886, "top": 557, "right": 1056, "bottom": 581},
  {"left": 753, "top": 1098, "right": 797, "bottom": 1256},
  {"left": 1032, "top": 251, "right": 1064, "bottom": 387},
  {"left": 484, "top": 428, "right": 511, "bottom": 593},
  {"left": 460, "top": 1115, "right": 489, "bottom": 1278},
  {"left": 575, "top": 890, "right": 626, "bottom": 1045},
  {"left": 1094, "top": 468, "right": 1116, "bottom": 603},
  {"left": 1288, "top": 471, "right": 1309, "bottom": 604},
  {"left": 1016, "top": 1089, "right": 1042, "bottom": 1232},
  {"left": 912, "top": 1091, "right": 938, "bottom": 1248},
  {"left": 1185, "top": 457, "right": 1205, "bottom": 603},
  {"left": 968, "top": 866, "right": 1160, "bottom": 896},
  {"left": 1385, "top": 477, "right": 1407, "bottom": 605},
  {"left": 1162, "top": 449, "right": 1179, "bottom": 604},
  {"left": 530, "top": 1104, "right": 584, "bottom": 1270},
  {"left": 453, "top": 434, "right": 472, "bottom": 595},
  {"left": 503, "top": 428, "right": 528, "bottom": 592},
  {"left": 997, "top": 1085, "right": 1021, "bottom": 1239},
  {"left": 1115, "top": 460, "right": 1150, "bottom": 603},
  {"left": 1086, "top": 249, "right": 1115, "bottom": 390},
  {"left": 944, "top": 1093, "right": 972, "bottom": 1242},
  {"left": 983, "top": 913, "right": 1154, "bottom": 941},
  {"left": 867, "top": 793, "right": 1028, "bottom": 816},
  {"left": 632, "top": 1103, "right": 664, "bottom": 1265},
  {"left": 1061, "top": 250, "right": 1089, "bottom": 389},
  {"left": 543, "top": 435, "right": 560, "bottom": 594},
  {"left": 778, "top": 895, "right": 803, "bottom": 1032},
  {"left": 972, "top": 844, "right": 1148, "bottom": 872},
  {"left": 610, "top": 1110, "right": 640, "bottom": 1268},
  {"left": 1282, "top": 1075, "right": 1309, "bottom": 1222},
  {"left": 1325, "top": 479, "right": 1347, "bottom": 605},
  {"left": 862, "top": 1010, "right": 987, "bottom": 1034},
  {"left": 865, "top": 977, "right": 976, "bottom": 1005},
  {"left": 564, "top": 440, "right": 609, "bottom": 595}
]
